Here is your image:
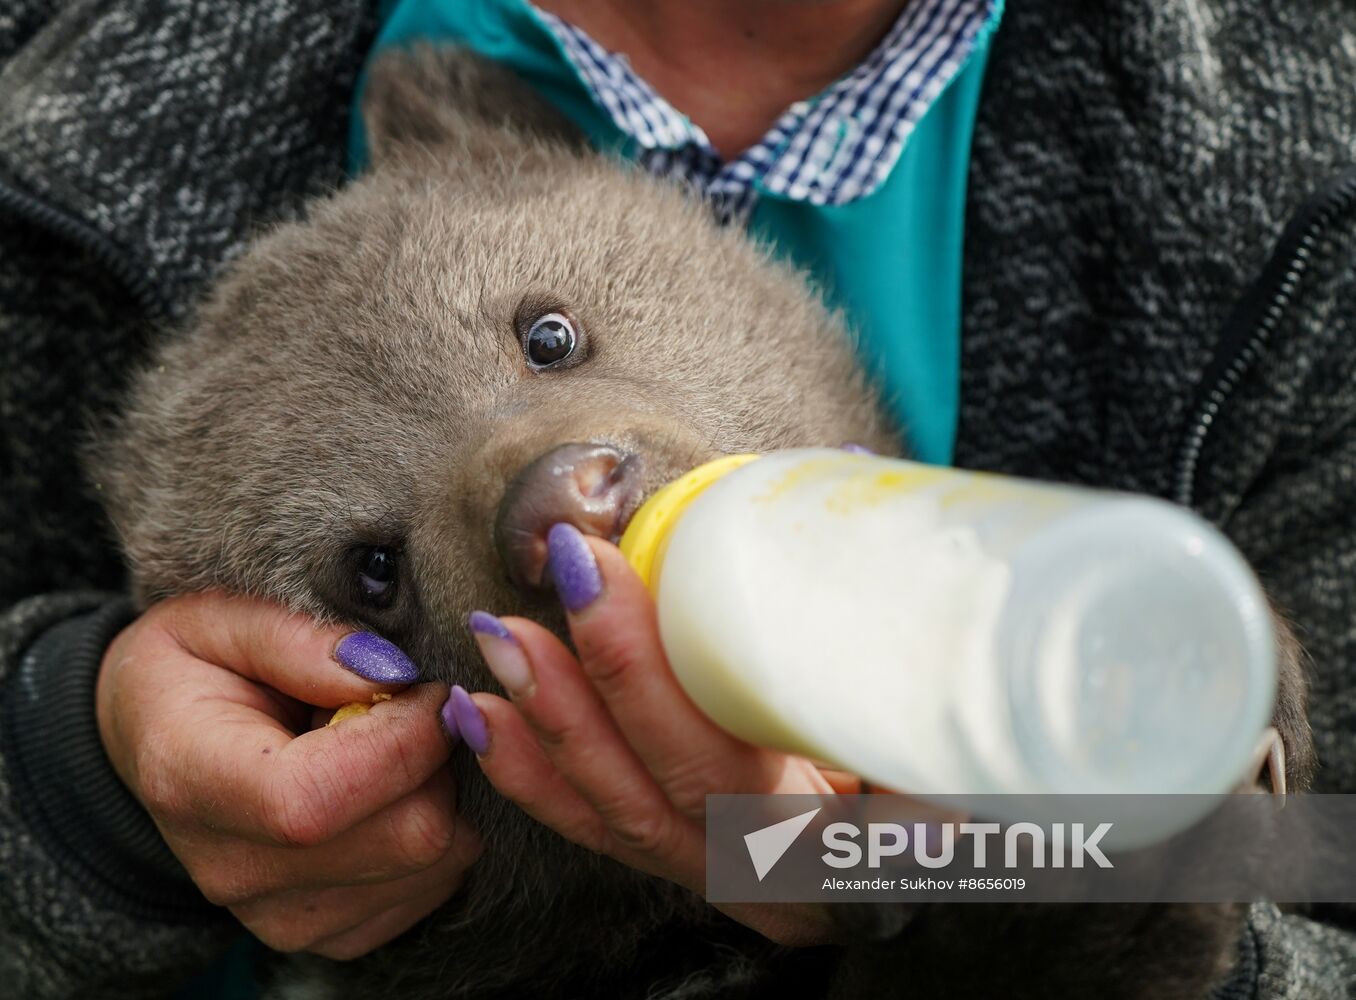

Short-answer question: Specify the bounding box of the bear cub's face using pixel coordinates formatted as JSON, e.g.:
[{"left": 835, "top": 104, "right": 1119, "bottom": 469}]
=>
[{"left": 92, "top": 50, "right": 896, "bottom": 691}]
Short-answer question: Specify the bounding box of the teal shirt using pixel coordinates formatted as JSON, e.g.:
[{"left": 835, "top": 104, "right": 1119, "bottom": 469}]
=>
[{"left": 352, "top": 0, "right": 1003, "bottom": 464}]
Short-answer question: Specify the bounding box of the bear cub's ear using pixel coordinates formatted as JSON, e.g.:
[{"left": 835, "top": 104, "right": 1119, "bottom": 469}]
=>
[{"left": 361, "top": 44, "right": 583, "bottom": 169}]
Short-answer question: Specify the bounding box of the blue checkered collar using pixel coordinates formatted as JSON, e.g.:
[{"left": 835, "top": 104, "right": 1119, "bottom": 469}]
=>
[{"left": 535, "top": 0, "right": 1000, "bottom": 209}]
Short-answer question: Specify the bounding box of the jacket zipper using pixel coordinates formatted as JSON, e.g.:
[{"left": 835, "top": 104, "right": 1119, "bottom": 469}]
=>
[
  {"left": 1172, "top": 170, "right": 1356, "bottom": 509},
  {"left": 0, "top": 176, "right": 169, "bottom": 323}
]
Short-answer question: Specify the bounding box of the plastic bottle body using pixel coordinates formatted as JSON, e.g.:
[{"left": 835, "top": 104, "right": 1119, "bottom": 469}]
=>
[{"left": 625, "top": 449, "right": 1275, "bottom": 829}]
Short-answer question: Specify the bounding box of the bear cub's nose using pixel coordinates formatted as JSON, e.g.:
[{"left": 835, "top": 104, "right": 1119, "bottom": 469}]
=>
[{"left": 495, "top": 442, "right": 644, "bottom": 588}]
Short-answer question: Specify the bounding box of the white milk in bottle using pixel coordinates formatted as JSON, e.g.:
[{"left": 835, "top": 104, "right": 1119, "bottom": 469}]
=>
[{"left": 618, "top": 449, "right": 1276, "bottom": 845}]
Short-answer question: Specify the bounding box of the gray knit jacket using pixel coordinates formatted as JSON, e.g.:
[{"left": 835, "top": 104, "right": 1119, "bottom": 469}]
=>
[{"left": 1, "top": 1, "right": 1354, "bottom": 998}]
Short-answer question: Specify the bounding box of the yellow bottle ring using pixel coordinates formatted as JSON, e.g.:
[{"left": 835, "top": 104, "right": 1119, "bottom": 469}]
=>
[{"left": 619, "top": 453, "right": 760, "bottom": 590}]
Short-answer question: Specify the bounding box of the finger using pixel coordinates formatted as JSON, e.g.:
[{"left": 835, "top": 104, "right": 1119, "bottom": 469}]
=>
[
  {"left": 472, "top": 693, "right": 706, "bottom": 887},
  {"left": 186, "top": 768, "right": 471, "bottom": 904},
  {"left": 819, "top": 768, "right": 865, "bottom": 795},
  {"left": 158, "top": 682, "right": 453, "bottom": 844},
  {"left": 718, "top": 900, "right": 840, "bottom": 948},
  {"left": 471, "top": 623, "right": 675, "bottom": 830},
  {"left": 231, "top": 837, "right": 474, "bottom": 954},
  {"left": 459, "top": 624, "right": 704, "bottom": 878},
  {"left": 162, "top": 591, "right": 418, "bottom": 707},
  {"left": 544, "top": 529, "right": 777, "bottom": 812},
  {"left": 306, "top": 879, "right": 458, "bottom": 961},
  {"left": 98, "top": 619, "right": 310, "bottom": 794},
  {"left": 471, "top": 694, "right": 611, "bottom": 855}
]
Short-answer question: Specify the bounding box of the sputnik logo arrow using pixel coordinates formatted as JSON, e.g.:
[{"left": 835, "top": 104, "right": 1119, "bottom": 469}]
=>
[{"left": 744, "top": 807, "right": 822, "bottom": 881}]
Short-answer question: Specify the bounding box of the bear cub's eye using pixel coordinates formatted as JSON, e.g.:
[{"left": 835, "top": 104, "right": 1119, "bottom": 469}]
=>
[
  {"left": 524, "top": 313, "right": 578, "bottom": 369},
  {"left": 356, "top": 546, "right": 399, "bottom": 608}
]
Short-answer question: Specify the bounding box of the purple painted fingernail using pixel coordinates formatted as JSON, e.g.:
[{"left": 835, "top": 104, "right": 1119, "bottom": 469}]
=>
[
  {"left": 842, "top": 443, "right": 875, "bottom": 455},
  {"left": 448, "top": 685, "right": 489, "bottom": 756},
  {"left": 439, "top": 689, "right": 461, "bottom": 745},
  {"left": 334, "top": 632, "right": 419, "bottom": 684},
  {"left": 546, "top": 523, "right": 602, "bottom": 612},
  {"left": 468, "top": 609, "right": 514, "bottom": 642}
]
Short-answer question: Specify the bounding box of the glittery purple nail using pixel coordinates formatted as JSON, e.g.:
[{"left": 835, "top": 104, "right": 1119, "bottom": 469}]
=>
[
  {"left": 546, "top": 523, "right": 602, "bottom": 612},
  {"left": 841, "top": 443, "right": 876, "bottom": 455},
  {"left": 467, "top": 609, "right": 514, "bottom": 642},
  {"left": 439, "top": 688, "right": 461, "bottom": 745},
  {"left": 448, "top": 685, "right": 489, "bottom": 755},
  {"left": 334, "top": 632, "right": 419, "bottom": 684}
]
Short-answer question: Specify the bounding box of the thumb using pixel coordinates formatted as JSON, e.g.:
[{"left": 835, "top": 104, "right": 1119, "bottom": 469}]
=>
[{"left": 158, "top": 591, "right": 420, "bottom": 708}]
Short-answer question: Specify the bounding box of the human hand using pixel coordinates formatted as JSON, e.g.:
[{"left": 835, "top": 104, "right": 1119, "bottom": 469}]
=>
[
  {"left": 97, "top": 592, "right": 481, "bottom": 959},
  {"left": 445, "top": 524, "right": 847, "bottom": 946}
]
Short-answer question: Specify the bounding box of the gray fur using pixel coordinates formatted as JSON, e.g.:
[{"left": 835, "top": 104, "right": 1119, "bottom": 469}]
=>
[
  {"left": 93, "top": 47, "right": 894, "bottom": 1000},
  {"left": 90, "top": 47, "right": 1314, "bottom": 1000}
]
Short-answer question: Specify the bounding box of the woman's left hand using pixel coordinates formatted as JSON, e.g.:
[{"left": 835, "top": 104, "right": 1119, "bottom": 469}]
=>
[{"left": 443, "top": 522, "right": 849, "bottom": 946}]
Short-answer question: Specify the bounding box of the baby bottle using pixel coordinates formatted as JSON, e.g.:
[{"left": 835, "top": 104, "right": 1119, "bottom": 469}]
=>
[{"left": 618, "top": 449, "right": 1276, "bottom": 843}]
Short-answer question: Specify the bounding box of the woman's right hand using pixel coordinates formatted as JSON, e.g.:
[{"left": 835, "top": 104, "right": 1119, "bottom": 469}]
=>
[{"left": 96, "top": 592, "right": 480, "bottom": 960}]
